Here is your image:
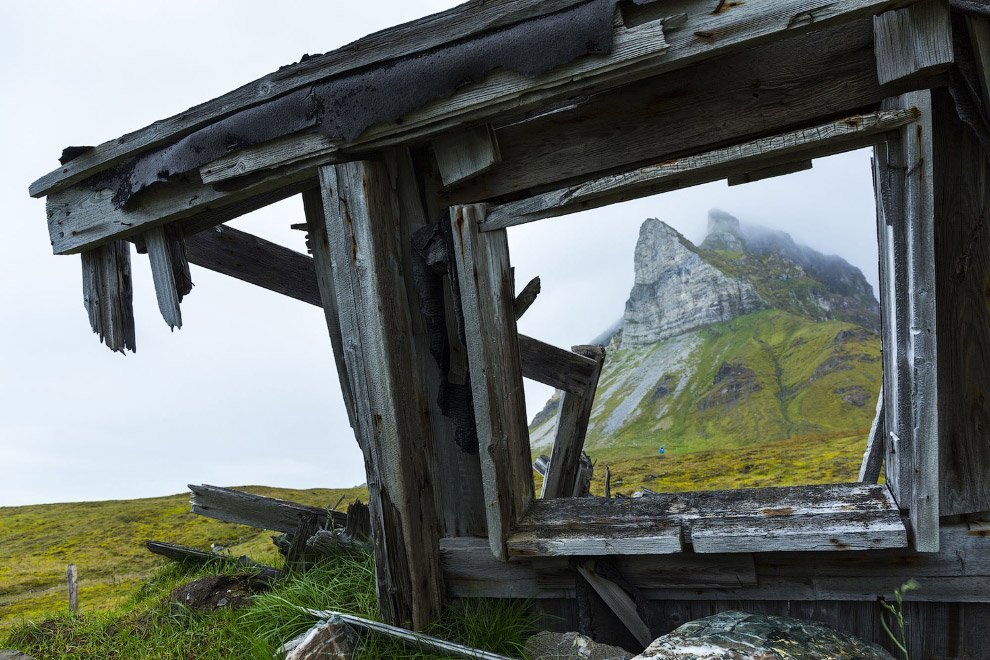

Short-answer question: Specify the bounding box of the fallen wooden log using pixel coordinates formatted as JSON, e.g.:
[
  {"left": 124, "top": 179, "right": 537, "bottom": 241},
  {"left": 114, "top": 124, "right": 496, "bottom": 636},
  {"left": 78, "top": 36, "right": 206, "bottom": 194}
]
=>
[
  {"left": 188, "top": 484, "right": 346, "bottom": 533},
  {"left": 144, "top": 540, "right": 282, "bottom": 581}
]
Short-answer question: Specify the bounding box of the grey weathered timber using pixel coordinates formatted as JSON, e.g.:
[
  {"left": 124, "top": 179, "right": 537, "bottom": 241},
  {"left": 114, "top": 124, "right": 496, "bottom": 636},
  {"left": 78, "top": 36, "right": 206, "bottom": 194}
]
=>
[
  {"left": 66, "top": 564, "right": 78, "bottom": 613},
  {"left": 932, "top": 88, "right": 990, "bottom": 517},
  {"left": 874, "top": 0, "right": 953, "bottom": 87},
  {"left": 883, "top": 90, "right": 940, "bottom": 552},
  {"left": 450, "top": 20, "right": 887, "bottom": 206},
  {"left": 726, "top": 159, "right": 813, "bottom": 186},
  {"left": 319, "top": 158, "right": 443, "bottom": 628},
  {"left": 144, "top": 225, "right": 182, "bottom": 330},
  {"left": 508, "top": 484, "right": 905, "bottom": 557},
  {"left": 518, "top": 335, "right": 601, "bottom": 395},
  {"left": 859, "top": 388, "right": 885, "bottom": 483},
  {"left": 183, "top": 223, "right": 322, "bottom": 307},
  {"left": 541, "top": 345, "right": 606, "bottom": 499},
  {"left": 968, "top": 16, "right": 990, "bottom": 108},
  {"left": 485, "top": 108, "right": 918, "bottom": 230},
  {"left": 144, "top": 540, "right": 282, "bottom": 580},
  {"left": 513, "top": 276, "right": 540, "bottom": 320},
  {"left": 451, "top": 204, "right": 534, "bottom": 561},
  {"left": 532, "top": 454, "right": 550, "bottom": 478},
  {"left": 301, "top": 189, "right": 357, "bottom": 432},
  {"left": 80, "top": 240, "right": 136, "bottom": 353},
  {"left": 432, "top": 124, "right": 501, "bottom": 186},
  {"left": 577, "top": 560, "right": 653, "bottom": 648},
  {"left": 188, "top": 484, "right": 346, "bottom": 534}
]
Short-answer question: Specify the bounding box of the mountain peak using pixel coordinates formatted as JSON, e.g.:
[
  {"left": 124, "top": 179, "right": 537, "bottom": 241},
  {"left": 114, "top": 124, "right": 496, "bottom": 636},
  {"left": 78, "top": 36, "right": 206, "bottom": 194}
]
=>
[{"left": 704, "top": 209, "right": 746, "bottom": 250}]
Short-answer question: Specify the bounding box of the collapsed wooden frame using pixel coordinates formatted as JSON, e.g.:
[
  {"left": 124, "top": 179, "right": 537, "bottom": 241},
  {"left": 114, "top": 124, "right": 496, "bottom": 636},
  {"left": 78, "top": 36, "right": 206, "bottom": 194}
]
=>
[{"left": 29, "top": 0, "right": 990, "bottom": 632}]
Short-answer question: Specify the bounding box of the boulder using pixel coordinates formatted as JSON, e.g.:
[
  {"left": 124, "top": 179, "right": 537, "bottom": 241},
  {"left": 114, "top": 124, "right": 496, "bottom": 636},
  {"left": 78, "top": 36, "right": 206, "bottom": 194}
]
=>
[
  {"left": 281, "top": 616, "right": 362, "bottom": 660},
  {"left": 524, "top": 631, "right": 633, "bottom": 660},
  {"left": 632, "top": 611, "right": 894, "bottom": 660}
]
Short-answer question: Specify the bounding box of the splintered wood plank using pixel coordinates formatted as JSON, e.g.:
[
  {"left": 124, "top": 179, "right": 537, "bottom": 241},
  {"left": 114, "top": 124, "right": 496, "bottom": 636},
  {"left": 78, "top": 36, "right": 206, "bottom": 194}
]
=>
[
  {"left": 183, "top": 223, "right": 322, "bottom": 307},
  {"left": 507, "top": 483, "right": 906, "bottom": 557},
  {"left": 320, "top": 158, "right": 443, "bottom": 628},
  {"left": 541, "top": 345, "right": 606, "bottom": 499},
  {"left": 451, "top": 204, "right": 534, "bottom": 561},
  {"left": 577, "top": 560, "right": 653, "bottom": 648},
  {"left": 433, "top": 125, "right": 501, "bottom": 186},
  {"left": 485, "top": 108, "right": 918, "bottom": 229},
  {"left": 188, "top": 484, "right": 346, "bottom": 533},
  {"left": 859, "top": 388, "right": 885, "bottom": 483},
  {"left": 144, "top": 225, "right": 182, "bottom": 330},
  {"left": 874, "top": 0, "right": 953, "bottom": 86},
  {"left": 518, "top": 335, "right": 601, "bottom": 394},
  {"left": 932, "top": 88, "right": 990, "bottom": 517},
  {"left": 80, "top": 240, "right": 135, "bottom": 353}
]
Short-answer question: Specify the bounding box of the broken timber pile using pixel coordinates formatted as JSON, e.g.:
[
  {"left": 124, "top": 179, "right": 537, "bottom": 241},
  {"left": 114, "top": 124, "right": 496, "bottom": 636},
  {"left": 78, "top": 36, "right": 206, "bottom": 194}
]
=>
[{"left": 29, "top": 0, "right": 990, "bottom": 655}]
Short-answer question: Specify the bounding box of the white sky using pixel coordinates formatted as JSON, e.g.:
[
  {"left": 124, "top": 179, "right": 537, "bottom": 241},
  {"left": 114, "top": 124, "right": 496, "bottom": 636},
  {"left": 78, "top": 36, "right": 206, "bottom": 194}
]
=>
[{"left": 0, "top": 1, "right": 880, "bottom": 506}]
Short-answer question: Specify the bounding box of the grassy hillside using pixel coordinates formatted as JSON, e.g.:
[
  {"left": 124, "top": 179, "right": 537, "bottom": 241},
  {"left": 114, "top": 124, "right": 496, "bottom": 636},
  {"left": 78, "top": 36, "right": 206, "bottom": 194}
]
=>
[{"left": 0, "top": 486, "right": 367, "bottom": 631}]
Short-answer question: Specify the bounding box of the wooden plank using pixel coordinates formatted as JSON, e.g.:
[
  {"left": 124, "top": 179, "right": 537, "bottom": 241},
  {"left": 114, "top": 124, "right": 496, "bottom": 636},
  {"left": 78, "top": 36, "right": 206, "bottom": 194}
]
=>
[
  {"left": 145, "top": 540, "right": 283, "bottom": 580},
  {"left": 513, "top": 275, "right": 540, "bottom": 320},
  {"left": 486, "top": 108, "right": 918, "bottom": 229},
  {"left": 508, "top": 483, "right": 906, "bottom": 557},
  {"left": 518, "top": 334, "right": 600, "bottom": 395},
  {"left": 80, "top": 240, "right": 136, "bottom": 353},
  {"left": 577, "top": 560, "right": 653, "bottom": 648},
  {"left": 183, "top": 223, "right": 322, "bottom": 307},
  {"left": 541, "top": 345, "right": 606, "bottom": 499},
  {"left": 859, "top": 387, "right": 885, "bottom": 483},
  {"left": 144, "top": 225, "right": 182, "bottom": 330},
  {"left": 433, "top": 125, "right": 501, "bottom": 186},
  {"left": 932, "top": 87, "right": 990, "bottom": 516},
  {"left": 874, "top": 0, "right": 953, "bottom": 86},
  {"left": 451, "top": 204, "right": 534, "bottom": 560},
  {"left": 450, "top": 19, "right": 888, "bottom": 206},
  {"left": 320, "top": 158, "right": 443, "bottom": 628},
  {"left": 726, "top": 159, "right": 813, "bottom": 186},
  {"left": 188, "top": 484, "right": 346, "bottom": 534},
  {"left": 967, "top": 16, "right": 990, "bottom": 108}
]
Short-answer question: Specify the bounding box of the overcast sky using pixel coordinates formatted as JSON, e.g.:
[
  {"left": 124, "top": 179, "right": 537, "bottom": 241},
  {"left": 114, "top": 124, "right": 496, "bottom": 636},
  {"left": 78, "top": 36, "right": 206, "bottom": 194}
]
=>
[{"left": 0, "top": 1, "right": 880, "bottom": 507}]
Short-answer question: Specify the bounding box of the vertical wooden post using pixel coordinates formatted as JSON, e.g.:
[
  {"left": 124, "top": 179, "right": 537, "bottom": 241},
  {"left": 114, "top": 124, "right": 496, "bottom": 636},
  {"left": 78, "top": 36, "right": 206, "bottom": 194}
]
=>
[
  {"left": 81, "top": 239, "right": 136, "bottom": 353},
  {"left": 316, "top": 155, "right": 443, "bottom": 629},
  {"left": 451, "top": 204, "right": 534, "bottom": 560},
  {"left": 66, "top": 564, "right": 78, "bottom": 613},
  {"left": 541, "top": 344, "right": 606, "bottom": 499}
]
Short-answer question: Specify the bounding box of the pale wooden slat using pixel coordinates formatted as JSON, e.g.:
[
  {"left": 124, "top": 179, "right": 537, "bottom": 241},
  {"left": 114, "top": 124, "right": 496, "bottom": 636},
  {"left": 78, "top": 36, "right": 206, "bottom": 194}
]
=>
[
  {"left": 541, "top": 345, "right": 606, "bottom": 499},
  {"left": 188, "top": 484, "right": 346, "bottom": 533},
  {"left": 320, "top": 158, "right": 443, "bottom": 628},
  {"left": 80, "top": 240, "right": 136, "bottom": 353},
  {"left": 484, "top": 107, "right": 918, "bottom": 230},
  {"left": 858, "top": 387, "right": 885, "bottom": 483},
  {"left": 451, "top": 204, "right": 534, "bottom": 561},
  {"left": 874, "top": 0, "right": 953, "bottom": 86},
  {"left": 144, "top": 225, "right": 182, "bottom": 330},
  {"left": 433, "top": 125, "right": 501, "bottom": 186}
]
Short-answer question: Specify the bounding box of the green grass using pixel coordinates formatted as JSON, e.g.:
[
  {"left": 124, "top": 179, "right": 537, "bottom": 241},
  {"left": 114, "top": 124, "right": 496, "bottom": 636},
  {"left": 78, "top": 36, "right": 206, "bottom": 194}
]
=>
[
  {"left": 0, "top": 486, "right": 368, "bottom": 631},
  {"left": 3, "top": 550, "right": 541, "bottom": 660}
]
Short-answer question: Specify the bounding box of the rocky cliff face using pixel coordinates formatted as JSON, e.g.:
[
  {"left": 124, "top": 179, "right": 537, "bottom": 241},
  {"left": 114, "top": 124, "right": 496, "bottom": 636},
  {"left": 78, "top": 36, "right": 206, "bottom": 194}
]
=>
[{"left": 620, "top": 219, "right": 764, "bottom": 348}]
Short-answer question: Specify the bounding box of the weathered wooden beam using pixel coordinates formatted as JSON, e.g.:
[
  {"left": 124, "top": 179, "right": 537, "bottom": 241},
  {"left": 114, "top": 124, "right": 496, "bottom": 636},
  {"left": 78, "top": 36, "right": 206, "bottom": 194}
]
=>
[
  {"left": 144, "top": 540, "right": 282, "bottom": 580},
  {"left": 512, "top": 275, "right": 540, "bottom": 320},
  {"left": 183, "top": 223, "right": 322, "bottom": 307},
  {"left": 859, "top": 388, "right": 885, "bottom": 483},
  {"left": 451, "top": 204, "right": 534, "bottom": 561},
  {"left": 508, "top": 483, "right": 906, "bottom": 557},
  {"left": 874, "top": 0, "right": 953, "bottom": 87},
  {"left": 144, "top": 225, "right": 183, "bottom": 330},
  {"left": 188, "top": 484, "right": 345, "bottom": 534},
  {"left": 320, "top": 157, "right": 444, "bottom": 628},
  {"left": 541, "top": 345, "right": 606, "bottom": 499},
  {"left": 577, "top": 560, "right": 653, "bottom": 648},
  {"left": 80, "top": 240, "right": 136, "bottom": 353},
  {"left": 485, "top": 107, "right": 918, "bottom": 230},
  {"left": 432, "top": 125, "right": 501, "bottom": 186},
  {"left": 726, "top": 158, "right": 813, "bottom": 186},
  {"left": 518, "top": 335, "right": 600, "bottom": 395},
  {"left": 968, "top": 16, "right": 990, "bottom": 108}
]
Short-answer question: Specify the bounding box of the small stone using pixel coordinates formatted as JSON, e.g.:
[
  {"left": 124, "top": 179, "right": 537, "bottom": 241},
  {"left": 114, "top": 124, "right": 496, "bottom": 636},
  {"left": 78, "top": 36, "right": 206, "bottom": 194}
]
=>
[
  {"left": 216, "top": 597, "right": 228, "bottom": 607},
  {"left": 632, "top": 611, "right": 895, "bottom": 660},
  {"left": 0, "top": 651, "right": 38, "bottom": 660},
  {"left": 523, "top": 631, "right": 633, "bottom": 660},
  {"left": 283, "top": 615, "right": 362, "bottom": 660}
]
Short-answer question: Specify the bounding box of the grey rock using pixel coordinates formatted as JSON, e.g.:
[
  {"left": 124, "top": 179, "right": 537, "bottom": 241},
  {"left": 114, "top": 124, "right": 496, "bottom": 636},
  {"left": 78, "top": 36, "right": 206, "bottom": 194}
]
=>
[
  {"left": 282, "top": 615, "right": 362, "bottom": 660},
  {"left": 0, "top": 652, "right": 37, "bottom": 660},
  {"left": 632, "top": 611, "right": 895, "bottom": 660},
  {"left": 622, "top": 219, "right": 764, "bottom": 348},
  {"left": 524, "top": 631, "right": 633, "bottom": 660}
]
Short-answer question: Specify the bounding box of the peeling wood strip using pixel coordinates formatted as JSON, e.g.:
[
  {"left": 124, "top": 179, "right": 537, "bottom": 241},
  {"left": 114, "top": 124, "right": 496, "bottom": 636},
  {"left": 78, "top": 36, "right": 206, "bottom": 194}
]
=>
[
  {"left": 859, "top": 387, "right": 885, "bottom": 483},
  {"left": 483, "top": 108, "right": 919, "bottom": 230},
  {"left": 145, "top": 225, "right": 182, "bottom": 330}
]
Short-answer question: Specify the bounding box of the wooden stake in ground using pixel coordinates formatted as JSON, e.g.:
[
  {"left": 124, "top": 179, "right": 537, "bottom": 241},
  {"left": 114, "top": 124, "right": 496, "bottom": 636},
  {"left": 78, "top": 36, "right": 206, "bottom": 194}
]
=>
[{"left": 67, "top": 564, "right": 78, "bottom": 613}]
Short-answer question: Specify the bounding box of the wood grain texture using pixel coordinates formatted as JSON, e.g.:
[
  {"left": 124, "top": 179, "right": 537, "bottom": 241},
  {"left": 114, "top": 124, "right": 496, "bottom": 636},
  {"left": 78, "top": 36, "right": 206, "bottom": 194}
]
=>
[
  {"left": 449, "top": 19, "right": 886, "bottom": 206},
  {"left": 932, "top": 87, "right": 990, "bottom": 516},
  {"left": 183, "top": 224, "right": 322, "bottom": 307},
  {"left": 144, "top": 225, "right": 182, "bottom": 330},
  {"left": 433, "top": 124, "right": 501, "bottom": 186},
  {"left": 518, "top": 335, "right": 600, "bottom": 394},
  {"left": 859, "top": 388, "right": 885, "bottom": 483},
  {"left": 541, "top": 345, "right": 606, "bottom": 499},
  {"left": 188, "top": 484, "right": 346, "bottom": 534},
  {"left": 451, "top": 204, "right": 534, "bottom": 560},
  {"left": 320, "top": 158, "right": 444, "bottom": 627},
  {"left": 874, "top": 0, "right": 953, "bottom": 86},
  {"left": 80, "top": 240, "right": 135, "bottom": 353},
  {"left": 484, "top": 107, "right": 916, "bottom": 229}
]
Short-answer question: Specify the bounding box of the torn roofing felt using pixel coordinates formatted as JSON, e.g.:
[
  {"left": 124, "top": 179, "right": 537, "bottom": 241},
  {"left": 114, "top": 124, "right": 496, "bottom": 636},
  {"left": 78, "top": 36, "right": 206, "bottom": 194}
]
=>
[{"left": 82, "top": 0, "right": 660, "bottom": 208}]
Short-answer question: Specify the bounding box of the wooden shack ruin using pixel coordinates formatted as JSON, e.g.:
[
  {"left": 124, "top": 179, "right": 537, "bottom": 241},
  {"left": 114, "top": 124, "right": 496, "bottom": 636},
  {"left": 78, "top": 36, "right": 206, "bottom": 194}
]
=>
[{"left": 28, "top": 0, "right": 990, "bottom": 655}]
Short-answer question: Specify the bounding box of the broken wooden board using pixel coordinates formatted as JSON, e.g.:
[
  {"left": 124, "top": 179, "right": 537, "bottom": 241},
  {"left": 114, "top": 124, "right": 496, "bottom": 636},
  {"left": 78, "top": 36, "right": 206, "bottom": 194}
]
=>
[
  {"left": 145, "top": 540, "right": 282, "bottom": 581},
  {"left": 518, "top": 335, "right": 601, "bottom": 395},
  {"left": 81, "top": 240, "right": 136, "bottom": 353},
  {"left": 188, "top": 484, "right": 345, "bottom": 534}
]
